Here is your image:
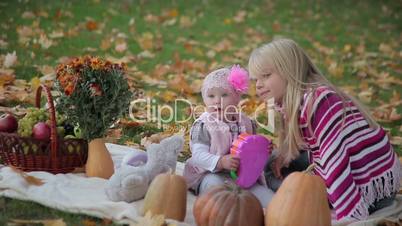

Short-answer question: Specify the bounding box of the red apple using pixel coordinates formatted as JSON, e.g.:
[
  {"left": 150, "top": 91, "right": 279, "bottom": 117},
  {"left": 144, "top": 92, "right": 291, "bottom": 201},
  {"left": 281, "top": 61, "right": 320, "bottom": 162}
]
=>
[
  {"left": 0, "top": 113, "right": 18, "bottom": 133},
  {"left": 32, "top": 122, "right": 51, "bottom": 141}
]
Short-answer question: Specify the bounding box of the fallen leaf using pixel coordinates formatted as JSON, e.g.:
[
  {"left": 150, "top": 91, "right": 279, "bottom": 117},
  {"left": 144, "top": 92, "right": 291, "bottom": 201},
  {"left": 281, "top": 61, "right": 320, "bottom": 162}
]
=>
[
  {"left": 160, "top": 90, "right": 177, "bottom": 103},
  {"left": 272, "top": 21, "right": 281, "bottom": 32},
  {"left": 138, "top": 50, "right": 155, "bottom": 59},
  {"left": 390, "top": 136, "right": 402, "bottom": 146},
  {"left": 144, "top": 14, "right": 159, "bottom": 23},
  {"left": 327, "top": 60, "right": 344, "bottom": 78},
  {"left": 313, "top": 41, "right": 334, "bottom": 55},
  {"left": 0, "top": 70, "right": 15, "bottom": 86},
  {"left": 0, "top": 39, "right": 8, "bottom": 48},
  {"left": 38, "top": 34, "right": 53, "bottom": 49},
  {"left": 137, "top": 32, "right": 154, "bottom": 50},
  {"left": 100, "top": 38, "right": 112, "bottom": 50},
  {"left": 179, "top": 16, "right": 193, "bottom": 28},
  {"left": 119, "top": 118, "right": 143, "bottom": 127},
  {"left": 164, "top": 9, "right": 179, "bottom": 18},
  {"left": 223, "top": 18, "right": 232, "bottom": 25},
  {"left": 379, "top": 43, "right": 392, "bottom": 54},
  {"left": 115, "top": 41, "right": 127, "bottom": 53},
  {"left": 3, "top": 51, "right": 17, "bottom": 68},
  {"left": 213, "top": 39, "right": 232, "bottom": 52},
  {"left": 10, "top": 166, "right": 44, "bottom": 186},
  {"left": 37, "top": 65, "right": 55, "bottom": 77},
  {"left": 82, "top": 219, "right": 97, "bottom": 226},
  {"left": 21, "top": 11, "right": 35, "bottom": 19},
  {"left": 206, "top": 50, "right": 216, "bottom": 58},
  {"left": 10, "top": 219, "right": 66, "bottom": 226},
  {"left": 30, "top": 76, "right": 41, "bottom": 91},
  {"left": 48, "top": 30, "right": 64, "bottom": 39},
  {"left": 233, "top": 10, "right": 247, "bottom": 23},
  {"left": 132, "top": 211, "right": 166, "bottom": 226},
  {"left": 86, "top": 20, "right": 98, "bottom": 31},
  {"left": 389, "top": 108, "right": 401, "bottom": 121},
  {"left": 357, "top": 88, "right": 373, "bottom": 103},
  {"left": 343, "top": 44, "right": 352, "bottom": 53},
  {"left": 168, "top": 74, "right": 193, "bottom": 94}
]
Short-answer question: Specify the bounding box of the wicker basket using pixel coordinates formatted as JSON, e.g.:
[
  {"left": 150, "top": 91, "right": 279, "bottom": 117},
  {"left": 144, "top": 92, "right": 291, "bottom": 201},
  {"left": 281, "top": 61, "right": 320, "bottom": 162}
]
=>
[{"left": 0, "top": 85, "right": 88, "bottom": 173}]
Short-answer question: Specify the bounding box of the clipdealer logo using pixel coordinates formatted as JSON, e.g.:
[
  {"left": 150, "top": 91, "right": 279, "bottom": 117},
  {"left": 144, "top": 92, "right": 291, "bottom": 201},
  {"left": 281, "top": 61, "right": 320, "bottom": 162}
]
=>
[{"left": 129, "top": 97, "right": 276, "bottom": 133}]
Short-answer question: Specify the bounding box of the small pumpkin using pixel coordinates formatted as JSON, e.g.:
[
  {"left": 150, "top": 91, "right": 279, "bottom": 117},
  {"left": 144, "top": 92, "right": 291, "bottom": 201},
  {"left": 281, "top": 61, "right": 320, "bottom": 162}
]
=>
[
  {"left": 193, "top": 182, "right": 264, "bottom": 226},
  {"left": 265, "top": 164, "right": 331, "bottom": 226},
  {"left": 142, "top": 171, "right": 187, "bottom": 221}
]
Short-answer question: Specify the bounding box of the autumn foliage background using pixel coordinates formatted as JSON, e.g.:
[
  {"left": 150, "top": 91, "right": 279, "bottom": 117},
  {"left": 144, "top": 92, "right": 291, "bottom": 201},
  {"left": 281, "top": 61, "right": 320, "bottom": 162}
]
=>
[{"left": 0, "top": 0, "right": 401, "bottom": 225}]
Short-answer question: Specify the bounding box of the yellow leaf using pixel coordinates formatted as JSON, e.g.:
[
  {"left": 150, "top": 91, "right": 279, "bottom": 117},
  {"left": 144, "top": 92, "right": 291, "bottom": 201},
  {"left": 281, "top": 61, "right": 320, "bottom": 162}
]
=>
[
  {"left": 166, "top": 9, "right": 178, "bottom": 18},
  {"left": 390, "top": 136, "right": 402, "bottom": 146},
  {"left": 179, "top": 16, "right": 193, "bottom": 28},
  {"left": 0, "top": 69, "right": 15, "bottom": 86},
  {"left": 168, "top": 74, "right": 193, "bottom": 94},
  {"left": 10, "top": 219, "right": 66, "bottom": 226},
  {"left": 357, "top": 89, "right": 373, "bottom": 103},
  {"left": 343, "top": 44, "right": 352, "bottom": 53},
  {"left": 160, "top": 90, "right": 177, "bottom": 103},
  {"left": 379, "top": 43, "right": 392, "bottom": 54},
  {"left": 82, "top": 219, "right": 97, "bottom": 226},
  {"left": 223, "top": 18, "right": 232, "bottom": 25},
  {"left": 390, "top": 90, "right": 401, "bottom": 103},
  {"left": 10, "top": 166, "right": 44, "bottom": 186},
  {"left": 328, "top": 61, "right": 344, "bottom": 78},
  {"left": 133, "top": 211, "right": 166, "bottom": 226},
  {"left": 189, "top": 79, "right": 203, "bottom": 94},
  {"left": 137, "top": 32, "right": 154, "bottom": 50},
  {"left": 30, "top": 76, "right": 41, "bottom": 91},
  {"left": 100, "top": 37, "right": 112, "bottom": 50}
]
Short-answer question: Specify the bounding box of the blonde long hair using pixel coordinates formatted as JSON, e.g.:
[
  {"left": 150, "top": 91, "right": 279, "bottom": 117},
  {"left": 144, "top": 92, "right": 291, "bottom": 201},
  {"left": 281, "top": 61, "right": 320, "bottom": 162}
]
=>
[{"left": 248, "top": 38, "right": 378, "bottom": 164}]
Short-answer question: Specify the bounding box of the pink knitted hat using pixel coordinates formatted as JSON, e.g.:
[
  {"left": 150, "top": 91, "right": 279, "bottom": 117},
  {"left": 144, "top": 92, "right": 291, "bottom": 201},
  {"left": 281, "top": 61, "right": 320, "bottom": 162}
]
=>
[{"left": 201, "top": 65, "right": 249, "bottom": 103}]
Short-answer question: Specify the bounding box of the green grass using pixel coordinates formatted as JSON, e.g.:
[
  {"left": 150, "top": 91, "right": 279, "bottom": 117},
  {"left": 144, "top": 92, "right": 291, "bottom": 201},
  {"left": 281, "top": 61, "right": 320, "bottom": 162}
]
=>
[{"left": 0, "top": 0, "right": 401, "bottom": 224}]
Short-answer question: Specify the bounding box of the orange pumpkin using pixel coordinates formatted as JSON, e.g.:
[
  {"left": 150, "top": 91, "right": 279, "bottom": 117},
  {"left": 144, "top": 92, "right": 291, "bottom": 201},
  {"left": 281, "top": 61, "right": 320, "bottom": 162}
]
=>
[
  {"left": 265, "top": 165, "right": 331, "bottom": 226},
  {"left": 193, "top": 183, "right": 264, "bottom": 226},
  {"left": 142, "top": 171, "right": 187, "bottom": 221}
]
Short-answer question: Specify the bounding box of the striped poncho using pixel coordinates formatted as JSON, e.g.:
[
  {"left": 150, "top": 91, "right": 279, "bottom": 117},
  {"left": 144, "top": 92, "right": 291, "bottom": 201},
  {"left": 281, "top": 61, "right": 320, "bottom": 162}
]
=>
[{"left": 299, "top": 86, "right": 400, "bottom": 220}]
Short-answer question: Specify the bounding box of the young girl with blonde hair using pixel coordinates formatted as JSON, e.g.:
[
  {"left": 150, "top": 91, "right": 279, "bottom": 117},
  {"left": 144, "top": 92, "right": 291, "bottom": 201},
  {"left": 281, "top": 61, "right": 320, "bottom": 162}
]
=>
[{"left": 249, "top": 38, "right": 400, "bottom": 220}]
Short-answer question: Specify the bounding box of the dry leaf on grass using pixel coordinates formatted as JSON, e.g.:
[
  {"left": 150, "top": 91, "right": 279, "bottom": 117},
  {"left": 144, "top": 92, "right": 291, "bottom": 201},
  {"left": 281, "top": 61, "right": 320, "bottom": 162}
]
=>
[
  {"left": 0, "top": 70, "right": 15, "bottom": 86},
  {"left": 82, "top": 219, "right": 97, "bottom": 226},
  {"left": 10, "top": 166, "right": 44, "bottom": 186},
  {"left": 9, "top": 219, "right": 66, "bottom": 226},
  {"left": 3, "top": 51, "right": 17, "bottom": 68},
  {"left": 131, "top": 211, "right": 177, "bottom": 226},
  {"left": 390, "top": 136, "right": 402, "bottom": 146}
]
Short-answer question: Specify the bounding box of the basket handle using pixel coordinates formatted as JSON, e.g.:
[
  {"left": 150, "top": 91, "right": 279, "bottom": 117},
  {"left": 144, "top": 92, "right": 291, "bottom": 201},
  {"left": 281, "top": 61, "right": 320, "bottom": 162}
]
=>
[{"left": 35, "top": 84, "right": 58, "bottom": 169}]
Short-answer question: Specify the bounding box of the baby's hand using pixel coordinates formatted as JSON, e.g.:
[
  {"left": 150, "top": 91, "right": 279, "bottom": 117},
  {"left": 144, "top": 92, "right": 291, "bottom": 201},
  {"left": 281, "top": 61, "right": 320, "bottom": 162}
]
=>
[
  {"left": 271, "top": 155, "right": 285, "bottom": 179},
  {"left": 218, "top": 154, "right": 240, "bottom": 171}
]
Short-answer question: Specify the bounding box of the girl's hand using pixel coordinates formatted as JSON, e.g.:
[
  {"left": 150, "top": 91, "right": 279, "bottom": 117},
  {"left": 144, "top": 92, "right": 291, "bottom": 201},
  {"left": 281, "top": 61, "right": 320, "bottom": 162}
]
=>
[{"left": 218, "top": 154, "right": 240, "bottom": 171}]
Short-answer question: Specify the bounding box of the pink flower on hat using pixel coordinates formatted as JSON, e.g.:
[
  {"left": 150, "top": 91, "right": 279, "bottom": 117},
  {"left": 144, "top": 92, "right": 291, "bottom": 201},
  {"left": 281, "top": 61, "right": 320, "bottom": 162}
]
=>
[{"left": 227, "top": 64, "right": 249, "bottom": 93}]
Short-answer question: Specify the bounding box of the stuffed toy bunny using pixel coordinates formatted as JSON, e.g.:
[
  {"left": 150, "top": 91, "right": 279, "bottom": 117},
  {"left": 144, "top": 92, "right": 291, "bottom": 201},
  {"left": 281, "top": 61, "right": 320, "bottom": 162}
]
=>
[{"left": 105, "top": 135, "right": 184, "bottom": 202}]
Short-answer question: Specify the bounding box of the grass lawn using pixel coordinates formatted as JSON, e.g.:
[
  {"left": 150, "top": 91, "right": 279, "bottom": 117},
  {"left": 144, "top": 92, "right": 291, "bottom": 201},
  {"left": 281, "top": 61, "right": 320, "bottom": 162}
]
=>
[{"left": 0, "top": 0, "right": 401, "bottom": 225}]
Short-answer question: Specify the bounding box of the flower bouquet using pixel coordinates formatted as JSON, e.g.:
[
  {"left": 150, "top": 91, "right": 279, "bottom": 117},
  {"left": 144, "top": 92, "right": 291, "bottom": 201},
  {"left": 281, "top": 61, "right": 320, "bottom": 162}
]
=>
[{"left": 55, "top": 55, "right": 132, "bottom": 178}]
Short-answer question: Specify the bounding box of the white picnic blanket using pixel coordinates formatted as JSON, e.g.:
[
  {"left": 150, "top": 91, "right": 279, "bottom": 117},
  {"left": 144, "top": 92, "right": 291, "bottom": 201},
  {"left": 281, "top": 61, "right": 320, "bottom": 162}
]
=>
[{"left": 0, "top": 143, "right": 401, "bottom": 226}]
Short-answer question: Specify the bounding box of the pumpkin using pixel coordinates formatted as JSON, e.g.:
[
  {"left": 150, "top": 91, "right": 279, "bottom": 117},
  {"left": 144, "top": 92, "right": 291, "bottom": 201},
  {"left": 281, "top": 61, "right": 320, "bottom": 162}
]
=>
[
  {"left": 193, "top": 183, "right": 264, "bottom": 226},
  {"left": 142, "top": 171, "right": 187, "bottom": 222},
  {"left": 265, "top": 164, "right": 331, "bottom": 226}
]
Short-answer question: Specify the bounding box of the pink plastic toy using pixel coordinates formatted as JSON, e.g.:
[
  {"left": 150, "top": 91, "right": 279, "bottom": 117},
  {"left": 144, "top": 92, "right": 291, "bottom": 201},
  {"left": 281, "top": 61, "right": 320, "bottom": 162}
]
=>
[{"left": 230, "top": 133, "right": 271, "bottom": 188}]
